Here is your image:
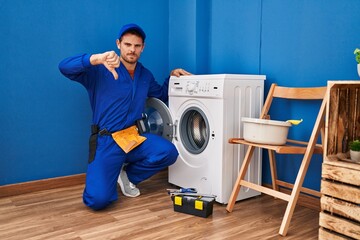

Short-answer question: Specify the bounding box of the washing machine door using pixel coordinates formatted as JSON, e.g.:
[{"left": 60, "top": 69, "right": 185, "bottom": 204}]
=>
[
  {"left": 179, "top": 106, "right": 210, "bottom": 155},
  {"left": 144, "top": 98, "right": 173, "bottom": 142}
]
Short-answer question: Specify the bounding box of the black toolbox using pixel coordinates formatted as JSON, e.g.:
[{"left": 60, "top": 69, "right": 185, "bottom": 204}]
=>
[{"left": 171, "top": 195, "right": 215, "bottom": 218}]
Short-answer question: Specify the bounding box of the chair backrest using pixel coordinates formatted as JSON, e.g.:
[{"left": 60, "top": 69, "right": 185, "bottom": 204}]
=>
[
  {"left": 273, "top": 86, "right": 327, "bottom": 100},
  {"left": 260, "top": 84, "right": 327, "bottom": 119}
]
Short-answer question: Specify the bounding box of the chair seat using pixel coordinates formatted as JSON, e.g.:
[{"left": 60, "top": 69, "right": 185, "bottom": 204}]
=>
[{"left": 228, "top": 138, "right": 323, "bottom": 154}]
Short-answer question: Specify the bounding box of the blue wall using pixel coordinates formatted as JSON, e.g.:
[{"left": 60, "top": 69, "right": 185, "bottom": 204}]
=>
[
  {"left": 0, "top": 0, "right": 169, "bottom": 185},
  {"left": 1, "top": 1, "right": 359, "bottom": 191},
  {"left": 210, "top": 0, "right": 359, "bottom": 190},
  {"left": 260, "top": 1, "right": 360, "bottom": 190},
  {"left": 210, "top": 0, "right": 262, "bottom": 74}
]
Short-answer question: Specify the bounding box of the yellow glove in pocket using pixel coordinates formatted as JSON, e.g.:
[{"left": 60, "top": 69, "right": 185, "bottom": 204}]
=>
[{"left": 111, "top": 126, "right": 147, "bottom": 153}]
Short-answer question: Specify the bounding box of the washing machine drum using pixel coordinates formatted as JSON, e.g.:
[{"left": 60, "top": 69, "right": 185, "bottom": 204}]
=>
[
  {"left": 144, "top": 98, "right": 210, "bottom": 154},
  {"left": 180, "top": 107, "right": 209, "bottom": 154}
]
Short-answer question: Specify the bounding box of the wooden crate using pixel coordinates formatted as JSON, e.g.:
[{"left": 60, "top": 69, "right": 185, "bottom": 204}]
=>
[
  {"left": 319, "top": 81, "right": 360, "bottom": 240},
  {"left": 325, "top": 81, "right": 360, "bottom": 156}
]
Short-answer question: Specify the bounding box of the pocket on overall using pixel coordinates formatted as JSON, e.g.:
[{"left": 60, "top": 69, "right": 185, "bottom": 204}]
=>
[{"left": 111, "top": 125, "right": 147, "bottom": 153}]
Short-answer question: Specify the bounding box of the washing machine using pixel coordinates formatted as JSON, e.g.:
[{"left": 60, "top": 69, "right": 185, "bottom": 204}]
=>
[{"left": 144, "top": 74, "right": 265, "bottom": 204}]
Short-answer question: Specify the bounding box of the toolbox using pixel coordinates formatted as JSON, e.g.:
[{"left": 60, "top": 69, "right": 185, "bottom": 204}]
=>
[{"left": 171, "top": 195, "right": 215, "bottom": 218}]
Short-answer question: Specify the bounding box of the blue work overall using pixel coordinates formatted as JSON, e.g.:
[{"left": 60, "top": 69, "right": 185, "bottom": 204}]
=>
[{"left": 59, "top": 54, "right": 178, "bottom": 210}]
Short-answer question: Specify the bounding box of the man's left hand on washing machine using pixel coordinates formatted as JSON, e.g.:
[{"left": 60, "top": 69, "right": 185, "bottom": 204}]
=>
[{"left": 170, "top": 68, "right": 192, "bottom": 77}]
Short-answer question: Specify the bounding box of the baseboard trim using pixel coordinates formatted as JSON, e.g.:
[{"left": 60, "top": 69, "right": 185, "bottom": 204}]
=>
[{"left": 0, "top": 174, "right": 86, "bottom": 198}]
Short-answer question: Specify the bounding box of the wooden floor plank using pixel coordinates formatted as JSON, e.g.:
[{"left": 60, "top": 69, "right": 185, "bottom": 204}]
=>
[{"left": 0, "top": 171, "right": 319, "bottom": 239}]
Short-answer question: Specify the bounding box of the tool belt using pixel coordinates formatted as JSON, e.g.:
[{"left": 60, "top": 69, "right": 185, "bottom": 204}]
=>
[
  {"left": 88, "top": 124, "right": 147, "bottom": 163},
  {"left": 88, "top": 125, "right": 107, "bottom": 163}
]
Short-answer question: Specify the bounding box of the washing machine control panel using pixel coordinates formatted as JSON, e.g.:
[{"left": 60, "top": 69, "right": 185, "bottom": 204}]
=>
[{"left": 169, "top": 79, "right": 224, "bottom": 98}]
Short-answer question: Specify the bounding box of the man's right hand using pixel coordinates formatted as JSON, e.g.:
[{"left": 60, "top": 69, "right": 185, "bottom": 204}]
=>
[{"left": 90, "top": 51, "right": 120, "bottom": 80}]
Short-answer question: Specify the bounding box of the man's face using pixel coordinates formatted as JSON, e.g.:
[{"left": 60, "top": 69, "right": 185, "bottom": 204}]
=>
[{"left": 117, "top": 33, "right": 144, "bottom": 65}]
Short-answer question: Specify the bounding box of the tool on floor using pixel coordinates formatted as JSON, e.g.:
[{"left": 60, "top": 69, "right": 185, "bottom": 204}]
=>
[
  {"left": 166, "top": 188, "right": 197, "bottom": 194},
  {"left": 170, "top": 192, "right": 217, "bottom": 198}
]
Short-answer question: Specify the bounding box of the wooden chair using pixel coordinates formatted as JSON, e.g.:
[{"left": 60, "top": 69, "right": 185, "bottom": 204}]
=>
[{"left": 226, "top": 83, "right": 328, "bottom": 236}]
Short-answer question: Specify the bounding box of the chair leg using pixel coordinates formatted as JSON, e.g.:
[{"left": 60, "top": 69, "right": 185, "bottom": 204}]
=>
[
  {"left": 226, "top": 146, "right": 256, "bottom": 212},
  {"left": 268, "top": 149, "right": 279, "bottom": 192},
  {"left": 279, "top": 95, "right": 327, "bottom": 236},
  {"left": 278, "top": 151, "right": 313, "bottom": 236}
]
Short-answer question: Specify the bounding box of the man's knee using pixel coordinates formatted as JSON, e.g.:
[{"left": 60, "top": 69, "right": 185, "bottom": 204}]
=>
[
  {"left": 83, "top": 191, "right": 116, "bottom": 210},
  {"left": 166, "top": 144, "right": 178, "bottom": 165}
]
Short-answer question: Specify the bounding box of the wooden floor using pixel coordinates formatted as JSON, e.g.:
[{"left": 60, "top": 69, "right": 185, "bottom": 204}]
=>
[{"left": 0, "top": 171, "right": 319, "bottom": 240}]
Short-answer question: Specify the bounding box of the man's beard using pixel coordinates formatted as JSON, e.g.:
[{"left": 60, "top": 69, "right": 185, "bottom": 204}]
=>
[{"left": 121, "top": 53, "right": 139, "bottom": 64}]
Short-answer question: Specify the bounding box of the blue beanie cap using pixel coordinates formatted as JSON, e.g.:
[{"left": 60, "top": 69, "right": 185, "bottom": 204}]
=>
[{"left": 118, "top": 23, "right": 146, "bottom": 41}]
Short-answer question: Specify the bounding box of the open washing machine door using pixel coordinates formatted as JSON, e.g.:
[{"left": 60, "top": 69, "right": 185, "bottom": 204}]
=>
[
  {"left": 144, "top": 98, "right": 210, "bottom": 153},
  {"left": 144, "top": 98, "right": 174, "bottom": 142}
]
